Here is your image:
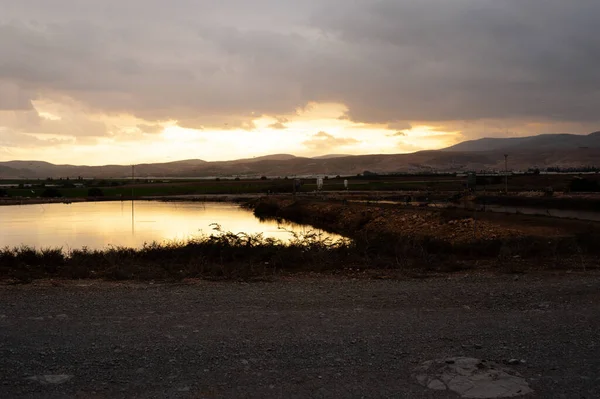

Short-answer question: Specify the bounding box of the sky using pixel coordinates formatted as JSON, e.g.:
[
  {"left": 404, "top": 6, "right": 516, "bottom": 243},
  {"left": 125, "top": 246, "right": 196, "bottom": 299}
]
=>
[{"left": 0, "top": 0, "right": 599, "bottom": 165}]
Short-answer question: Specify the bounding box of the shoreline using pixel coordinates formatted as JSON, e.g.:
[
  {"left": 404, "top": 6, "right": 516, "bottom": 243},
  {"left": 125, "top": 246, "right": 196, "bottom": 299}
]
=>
[
  {"left": 3, "top": 190, "right": 600, "bottom": 209},
  {"left": 0, "top": 194, "right": 261, "bottom": 207},
  {"left": 2, "top": 196, "right": 599, "bottom": 284}
]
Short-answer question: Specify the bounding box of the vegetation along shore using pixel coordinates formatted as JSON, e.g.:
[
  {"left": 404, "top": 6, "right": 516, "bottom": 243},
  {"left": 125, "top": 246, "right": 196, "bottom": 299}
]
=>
[{"left": 2, "top": 194, "right": 599, "bottom": 284}]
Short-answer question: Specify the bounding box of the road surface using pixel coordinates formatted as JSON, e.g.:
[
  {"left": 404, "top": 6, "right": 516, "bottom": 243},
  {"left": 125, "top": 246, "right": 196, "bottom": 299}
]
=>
[{"left": 1, "top": 273, "right": 599, "bottom": 398}]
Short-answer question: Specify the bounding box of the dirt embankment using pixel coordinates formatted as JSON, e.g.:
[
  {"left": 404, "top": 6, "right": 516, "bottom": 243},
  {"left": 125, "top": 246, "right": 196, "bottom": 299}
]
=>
[
  {"left": 249, "top": 197, "right": 600, "bottom": 266},
  {"left": 251, "top": 197, "right": 591, "bottom": 244}
]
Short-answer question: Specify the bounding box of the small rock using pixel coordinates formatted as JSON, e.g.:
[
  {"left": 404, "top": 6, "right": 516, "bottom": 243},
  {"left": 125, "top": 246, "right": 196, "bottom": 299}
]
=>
[
  {"left": 445, "top": 359, "right": 455, "bottom": 364},
  {"left": 178, "top": 386, "right": 190, "bottom": 392},
  {"left": 427, "top": 379, "right": 446, "bottom": 390},
  {"left": 27, "top": 375, "right": 73, "bottom": 385},
  {"left": 475, "top": 344, "right": 483, "bottom": 349},
  {"left": 508, "top": 359, "right": 520, "bottom": 365},
  {"left": 415, "top": 357, "right": 533, "bottom": 397}
]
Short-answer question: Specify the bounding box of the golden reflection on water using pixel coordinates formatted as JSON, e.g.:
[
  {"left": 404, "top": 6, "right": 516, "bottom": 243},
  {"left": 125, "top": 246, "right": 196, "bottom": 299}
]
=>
[{"left": 0, "top": 201, "right": 342, "bottom": 250}]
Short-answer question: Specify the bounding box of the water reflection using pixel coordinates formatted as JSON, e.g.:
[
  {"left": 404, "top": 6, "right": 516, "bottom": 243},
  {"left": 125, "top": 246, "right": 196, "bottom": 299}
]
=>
[{"left": 0, "top": 201, "right": 343, "bottom": 250}]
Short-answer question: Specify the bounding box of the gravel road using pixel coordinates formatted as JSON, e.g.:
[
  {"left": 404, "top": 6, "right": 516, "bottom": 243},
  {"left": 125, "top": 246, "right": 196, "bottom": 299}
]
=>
[{"left": 1, "top": 273, "right": 599, "bottom": 398}]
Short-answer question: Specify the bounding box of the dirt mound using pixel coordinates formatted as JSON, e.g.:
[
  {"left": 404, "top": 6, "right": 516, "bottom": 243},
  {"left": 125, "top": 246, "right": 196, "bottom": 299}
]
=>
[{"left": 265, "top": 199, "right": 562, "bottom": 244}]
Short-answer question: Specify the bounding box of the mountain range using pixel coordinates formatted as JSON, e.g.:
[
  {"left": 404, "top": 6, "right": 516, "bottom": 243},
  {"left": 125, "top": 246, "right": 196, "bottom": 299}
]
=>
[
  {"left": 444, "top": 131, "right": 600, "bottom": 152},
  {"left": 1, "top": 132, "right": 599, "bottom": 178}
]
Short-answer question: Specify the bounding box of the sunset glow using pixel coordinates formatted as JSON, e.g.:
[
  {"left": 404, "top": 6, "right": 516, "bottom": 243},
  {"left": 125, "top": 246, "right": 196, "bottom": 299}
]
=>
[
  {"left": 1, "top": 99, "right": 464, "bottom": 165},
  {"left": 1, "top": 0, "right": 598, "bottom": 166}
]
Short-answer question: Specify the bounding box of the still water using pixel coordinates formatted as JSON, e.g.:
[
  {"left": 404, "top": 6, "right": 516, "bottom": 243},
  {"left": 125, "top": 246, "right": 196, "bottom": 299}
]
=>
[{"left": 0, "top": 201, "right": 341, "bottom": 250}]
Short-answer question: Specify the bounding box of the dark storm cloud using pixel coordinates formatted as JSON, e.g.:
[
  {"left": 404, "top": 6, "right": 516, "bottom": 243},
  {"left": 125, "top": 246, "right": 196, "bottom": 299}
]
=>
[
  {"left": 1, "top": 0, "right": 598, "bottom": 132},
  {"left": 307, "top": 0, "right": 600, "bottom": 123}
]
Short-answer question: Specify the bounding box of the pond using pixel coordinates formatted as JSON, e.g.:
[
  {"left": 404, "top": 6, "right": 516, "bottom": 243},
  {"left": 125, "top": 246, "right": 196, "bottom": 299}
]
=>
[{"left": 0, "top": 201, "right": 343, "bottom": 251}]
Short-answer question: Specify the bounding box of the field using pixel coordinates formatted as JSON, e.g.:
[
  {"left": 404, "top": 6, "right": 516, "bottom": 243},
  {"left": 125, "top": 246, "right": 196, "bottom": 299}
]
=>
[
  {"left": 2, "top": 172, "right": 599, "bottom": 200},
  {"left": 1, "top": 175, "right": 464, "bottom": 198}
]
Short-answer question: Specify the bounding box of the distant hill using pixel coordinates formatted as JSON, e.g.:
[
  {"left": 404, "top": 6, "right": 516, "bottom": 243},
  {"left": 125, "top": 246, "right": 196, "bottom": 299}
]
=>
[
  {"left": 1, "top": 132, "right": 599, "bottom": 178},
  {"left": 226, "top": 154, "right": 298, "bottom": 164},
  {"left": 312, "top": 154, "right": 351, "bottom": 159},
  {"left": 444, "top": 131, "right": 600, "bottom": 152},
  {"left": 162, "top": 159, "right": 207, "bottom": 165}
]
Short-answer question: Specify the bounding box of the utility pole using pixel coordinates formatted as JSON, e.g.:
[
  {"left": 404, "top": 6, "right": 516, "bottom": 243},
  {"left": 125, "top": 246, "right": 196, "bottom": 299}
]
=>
[
  {"left": 504, "top": 154, "right": 508, "bottom": 193},
  {"left": 131, "top": 165, "right": 135, "bottom": 199},
  {"left": 131, "top": 164, "right": 135, "bottom": 234}
]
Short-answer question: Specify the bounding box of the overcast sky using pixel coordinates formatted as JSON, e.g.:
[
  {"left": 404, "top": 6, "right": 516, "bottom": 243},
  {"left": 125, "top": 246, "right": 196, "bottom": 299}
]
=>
[{"left": 1, "top": 0, "right": 599, "bottom": 164}]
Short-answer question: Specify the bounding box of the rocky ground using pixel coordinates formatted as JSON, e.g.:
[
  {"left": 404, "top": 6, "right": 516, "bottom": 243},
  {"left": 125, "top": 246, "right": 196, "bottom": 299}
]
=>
[
  {"left": 1, "top": 273, "right": 600, "bottom": 398},
  {"left": 260, "top": 198, "right": 577, "bottom": 244}
]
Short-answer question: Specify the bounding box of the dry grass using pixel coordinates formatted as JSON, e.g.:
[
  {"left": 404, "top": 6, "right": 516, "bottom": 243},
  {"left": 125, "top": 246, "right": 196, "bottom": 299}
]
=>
[{"left": 0, "top": 227, "right": 356, "bottom": 283}]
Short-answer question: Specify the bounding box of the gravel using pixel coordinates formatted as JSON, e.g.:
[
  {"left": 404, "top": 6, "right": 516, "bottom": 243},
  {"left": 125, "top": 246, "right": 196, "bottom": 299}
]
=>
[{"left": 1, "top": 272, "right": 600, "bottom": 398}]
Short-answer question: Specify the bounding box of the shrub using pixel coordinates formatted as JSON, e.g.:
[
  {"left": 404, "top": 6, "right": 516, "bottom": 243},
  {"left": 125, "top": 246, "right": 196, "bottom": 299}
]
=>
[
  {"left": 569, "top": 177, "right": 600, "bottom": 192},
  {"left": 41, "top": 188, "right": 63, "bottom": 198},
  {"left": 87, "top": 187, "right": 104, "bottom": 197}
]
